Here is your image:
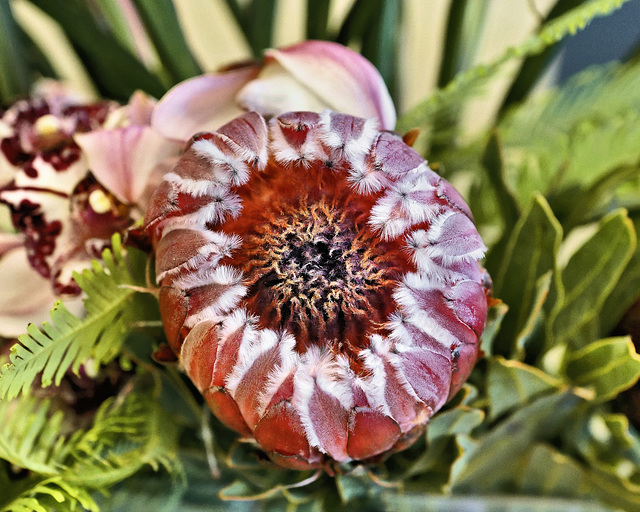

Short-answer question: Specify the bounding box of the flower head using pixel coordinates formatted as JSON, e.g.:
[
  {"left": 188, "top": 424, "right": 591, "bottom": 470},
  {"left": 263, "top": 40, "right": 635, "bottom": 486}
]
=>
[{"left": 145, "top": 110, "right": 490, "bottom": 470}]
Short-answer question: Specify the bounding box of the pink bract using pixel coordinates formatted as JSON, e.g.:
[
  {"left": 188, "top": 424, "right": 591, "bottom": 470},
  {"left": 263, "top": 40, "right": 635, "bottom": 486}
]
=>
[{"left": 145, "top": 111, "right": 490, "bottom": 470}]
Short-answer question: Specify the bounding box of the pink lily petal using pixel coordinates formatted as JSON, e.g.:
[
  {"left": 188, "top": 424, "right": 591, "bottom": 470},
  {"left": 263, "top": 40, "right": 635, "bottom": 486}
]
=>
[
  {"left": 0, "top": 248, "right": 74, "bottom": 338},
  {"left": 75, "top": 126, "right": 181, "bottom": 204},
  {"left": 245, "top": 41, "right": 396, "bottom": 130},
  {"left": 152, "top": 65, "right": 260, "bottom": 142}
]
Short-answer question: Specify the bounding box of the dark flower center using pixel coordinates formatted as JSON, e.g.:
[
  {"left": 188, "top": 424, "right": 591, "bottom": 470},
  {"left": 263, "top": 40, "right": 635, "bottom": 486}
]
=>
[{"left": 235, "top": 195, "right": 402, "bottom": 351}]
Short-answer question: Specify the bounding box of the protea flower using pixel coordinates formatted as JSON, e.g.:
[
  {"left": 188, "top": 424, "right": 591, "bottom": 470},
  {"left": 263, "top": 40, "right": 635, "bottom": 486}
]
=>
[{"left": 145, "top": 110, "right": 490, "bottom": 470}]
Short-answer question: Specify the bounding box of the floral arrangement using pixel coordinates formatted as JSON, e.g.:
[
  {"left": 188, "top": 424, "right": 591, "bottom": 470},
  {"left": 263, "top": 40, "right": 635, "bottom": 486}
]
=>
[{"left": 1, "top": 1, "right": 639, "bottom": 511}]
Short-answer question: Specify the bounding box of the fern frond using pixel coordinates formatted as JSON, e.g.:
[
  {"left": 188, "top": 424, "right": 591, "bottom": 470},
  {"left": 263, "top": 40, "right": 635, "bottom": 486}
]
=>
[
  {"left": 0, "top": 375, "right": 182, "bottom": 511},
  {"left": 0, "top": 396, "right": 69, "bottom": 475},
  {"left": 0, "top": 234, "right": 154, "bottom": 400},
  {"left": 1, "top": 477, "right": 99, "bottom": 512},
  {"left": 62, "top": 381, "right": 184, "bottom": 489},
  {"left": 397, "top": 0, "right": 633, "bottom": 139},
  {"left": 498, "top": 60, "right": 640, "bottom": 208}
]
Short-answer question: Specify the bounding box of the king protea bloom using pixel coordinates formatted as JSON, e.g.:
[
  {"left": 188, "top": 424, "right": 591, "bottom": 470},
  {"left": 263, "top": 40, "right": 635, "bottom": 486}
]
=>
[{"left": 145, "top": 110, "right": 490, "bottom": 470}]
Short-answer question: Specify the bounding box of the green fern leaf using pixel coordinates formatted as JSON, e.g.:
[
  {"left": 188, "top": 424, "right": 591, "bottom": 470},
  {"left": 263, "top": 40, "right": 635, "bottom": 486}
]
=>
[
  {"left": 61, "top": 378, "right": 184, "bottom": 489},
  {"left": 0, "top": 234, "right": 154, "bottom": 400},
  {"left": 397, "top": 0, "right": 634, "bottom": 145},
  {"left": 0, "top": 396, "right": 68, "bottom": 475},
  {"left": 0, "top": 375, "right": 182, "bottom": 511},
  {"left": 1, "top": 477, "right": 100, "bottom": 512}
]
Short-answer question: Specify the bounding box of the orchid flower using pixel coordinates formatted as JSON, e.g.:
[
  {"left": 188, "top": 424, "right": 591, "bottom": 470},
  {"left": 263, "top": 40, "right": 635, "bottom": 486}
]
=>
[
  {"left": 151, "top": 40, "right": 397, "bottom": 142},
  {"left": 0, "top": 86, "right": 180, "bottom": 337}
]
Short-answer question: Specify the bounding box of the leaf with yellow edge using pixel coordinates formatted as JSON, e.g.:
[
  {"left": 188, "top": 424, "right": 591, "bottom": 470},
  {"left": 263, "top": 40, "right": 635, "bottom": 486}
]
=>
[{"left": 565, "top": 336, "right": 640, "bottom": 402}]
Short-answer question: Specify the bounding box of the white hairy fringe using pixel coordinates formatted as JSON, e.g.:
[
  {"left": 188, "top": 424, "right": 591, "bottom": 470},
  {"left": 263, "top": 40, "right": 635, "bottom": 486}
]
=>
[
  {"left": 172, "top": 265, "right": 246, "bottom": 327},
  {"left": 156, "top": 230, "right": 242, "bottom": 283},
  {"left": 386, "top": 312, "right": 417, "bottom": 346},
  {"left": 368, "top": 196, "right": 412, "bottom": 240},
  {"left": 192, "top": 138, "right": 252, "bottom": 187},
  {"left": 215, "top": 129, "right": 269, "bottom": 171},
  {"left": 356, "top": 338, "right": 392, "bottom": 415},
  {"left": 164, "top": 171, "right": 224, "bottom": 197},
  {"left": 225, "top": 328, "right": 280, "bottom": 396},
  {"left": 392, "top": 281, "right": 460, "bottom": 349},
  {"left": 368, "top": 335, "right": 423, "bottom": 405},
  {"left": 209, "top": 309, "right": 257, "bottom": 383},
  {"left": 292, "top": 346, "right": 354, "bottom": 452},
  {"left": 346, "top": 163, "right": 388, "bottom": 194},
  {"left": 318, "top": 110, "right": 379, "bottom": 162},
  {"left": 269, "top": 120, "right": 327, "bottom": 167},
  {"left": 255, "top": 332, "right": 300, "bottom": 417}
]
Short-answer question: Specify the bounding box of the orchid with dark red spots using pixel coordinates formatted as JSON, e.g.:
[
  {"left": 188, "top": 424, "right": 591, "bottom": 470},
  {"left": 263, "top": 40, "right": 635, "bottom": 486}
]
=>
[{"left": 0, "top": 88, "right": 179, "bottom": 336}]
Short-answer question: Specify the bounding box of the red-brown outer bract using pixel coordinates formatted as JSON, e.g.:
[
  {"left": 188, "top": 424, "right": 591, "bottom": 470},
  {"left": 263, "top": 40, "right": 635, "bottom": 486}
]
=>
[{"left": 145, "top": 111, "right": 490, "bottom": 470}]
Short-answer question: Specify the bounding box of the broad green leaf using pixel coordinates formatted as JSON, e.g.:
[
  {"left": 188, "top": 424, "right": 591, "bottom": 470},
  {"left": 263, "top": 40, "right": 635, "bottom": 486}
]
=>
[
  {"left": 429, "top": 0, "right": 489, "bottom": 153},
  {"left": 427, "top": 406, "right": 485, "bottom": 442},
  {"left": 0, "top": 235, "right": 155, "bottom": 399},
  {"left": 26, "top": 0, "right": 166, "bottom": 101},
  {"left": 450, "top": 388, "right": 590, "bottom": 491},
  {"left": 516, "top": 443, "right": 598, "bottom": 500},
  {"left": 335, "top": 474, "right": 372, "bottom": 504},
  {"left": 0, "top": 1, "right": 30, "bottom": 103},
  {"left": 93, "top": 0, "right": 141, "bottom": 55},
  {"left": 491, "top": 195, "right": 562, "bottom": 357},
  {"left": 386, "top": 493, "right": 616, "bottom": 512},
  {"left": 479, "top": 131, "right": 520, "bottom": 271},
  {"left": 487, "top": 357, "right": 564, "bottom": 420},
  {"left": 478, "top": 300, "right": 509, "bottom": 356},
  {"left": 598, "top": 215, "right": 640, "bottom": 336},
  {"left": 337, "top": 0, "right": 401, "bottom": 100},
  {"left": 512, "top": 272, "right": 552, "bottom": 360},
  {"left": 565, "top": 336, "right": 640, "bottom": 401},
  {"left": 561, "top": 164, "right": 640, "bottom": 230},
  {"left": 548, "top": 210, "right": 636, "bottom": 350},
  {"left": 586, "top": 465, "right": 640, "bottom": 511},
  {"left": 131, "top": 0, "right": 202, "bottom": 83},
  {"left": 436, "top": 0, "right": 489, "bottom": 88},
  {"left": 305, "top": 0, "right": 331, "bottom": 40},
  {"left": 567, "top": 411, "right": 640, "bottom": 468},
  {"left": 242, "top": 0, "right": 277, "bottom": 57}
]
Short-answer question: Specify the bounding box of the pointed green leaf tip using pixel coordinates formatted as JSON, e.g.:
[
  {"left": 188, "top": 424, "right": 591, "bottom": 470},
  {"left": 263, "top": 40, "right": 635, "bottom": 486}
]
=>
[
  {"left": 548, "top": 210, "right": 636, "bottom": 351},
  {"left": 492, "top": 194, "right": 562, "bottom": 358}
]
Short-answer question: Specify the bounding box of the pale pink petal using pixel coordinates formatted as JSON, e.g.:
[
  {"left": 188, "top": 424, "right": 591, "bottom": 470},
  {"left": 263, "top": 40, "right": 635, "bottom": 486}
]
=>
[
  {"left": 152, "top": 65, "right": 260, "bottom": 142},
  {"left": 125, "top": 90, "right": 156, "bottom": 126},
  {"left": 75, "top": 126, "right": 181, "bottom": 204},
  {"left": 258, "top": 41, "right": 396, "bottom": 130},
  {"left": 0, "top": 248, "right": 60, "bottom": 337},
  {"left": 12, "top": 155, "right": 89, "bottom": 196},
  {"left": 0, "top": 232, "right": 25, "bottom": 257}
]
